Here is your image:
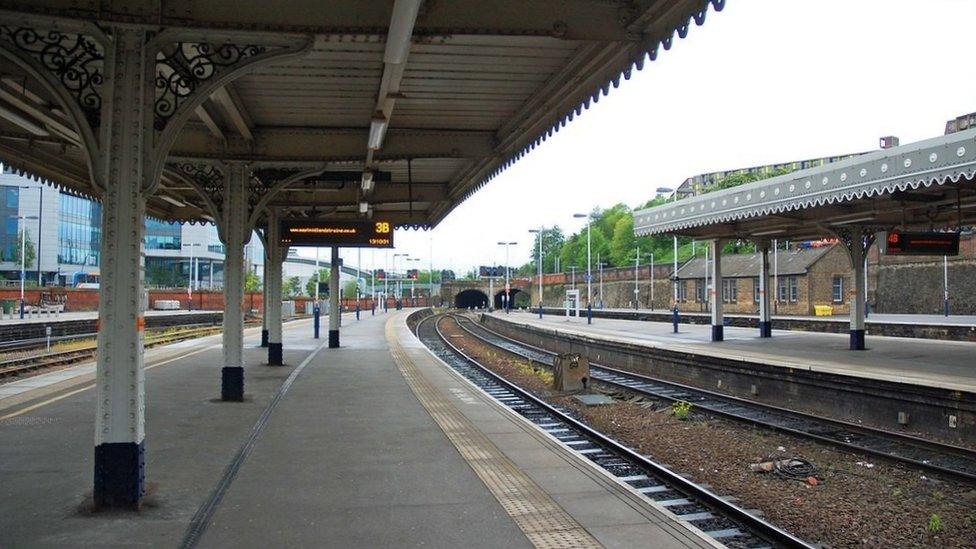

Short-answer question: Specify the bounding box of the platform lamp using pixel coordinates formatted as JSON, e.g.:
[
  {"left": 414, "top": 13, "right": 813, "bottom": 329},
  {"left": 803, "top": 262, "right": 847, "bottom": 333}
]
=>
[
  {"left": 181, "top": 242, "right": 201, "bottom": 310},
  {"left": 496, "top": 241, "right": 517, "bottom": 311},
  {"left": 655, "top": 187, "right": 679, "bottom": 305},
  {"left": 393, "top": 252, "right": 409, "bottom": 302},
  {"left": 528, "top": 228, "right": 544, "bottom": 317},
  {"left": 9, "top": 213, "right": 39, "bottom": 319},
  {"left": 572, "top": 213, "right": 591, "bottom": 306},
  {"left": 407, "top": 257, "right": 421, "bottom": 306}
]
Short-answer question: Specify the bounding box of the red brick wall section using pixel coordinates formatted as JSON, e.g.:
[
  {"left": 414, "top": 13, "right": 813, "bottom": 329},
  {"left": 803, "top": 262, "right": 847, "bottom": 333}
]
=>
[
  {"left": 0, "top": 288, "right": 438, "bottom": 313},
  {"left": 0, "top": 288, "right": 265, "bottom": 313}
]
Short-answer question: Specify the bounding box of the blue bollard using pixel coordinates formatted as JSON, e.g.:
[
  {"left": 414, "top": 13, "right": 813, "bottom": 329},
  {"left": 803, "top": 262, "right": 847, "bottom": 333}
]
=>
[
  {"left": 372, "top": 303, "right": 375, "bottom": 316},
  {"left": 19, "top": 299, "right": 24, "bottom": 320},
  {"left": 672, "top": 305, "right": 680, "bottom": 333},
  {"left": 587, "top": 304, "right": 592, "bottom": 325},
  {"left": 538, "top": 301, "right": 543, "bottom": 319},
  {"left": 313, "top": 305, "right": 320, "bottom": 339},
  {"left": 356, "top": 304, "right": 360, "bottom": 320}
]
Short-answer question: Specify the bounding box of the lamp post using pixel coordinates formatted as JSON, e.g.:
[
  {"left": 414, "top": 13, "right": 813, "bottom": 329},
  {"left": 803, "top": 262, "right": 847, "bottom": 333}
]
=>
[
  {"left": 182, "top": 242, "right": 201, "bottom": 310},
  {"left": 407, "top": 257, "right": 421, "bottom": 306},
  {"left": 2, "top": 183, "right": 42, "bottom": 286},
  {"left": 393, "top": 253, "right": 409, "bottom": 304},
  {"left": 529, "top": 228, "right": 544, "bottom": 317},
  {"left": 572, "top": 213, "right": 591, "bottom": 306},
  {"left": 633, "top": 246, "right": 640, "bottom": 310},
  {"left": 497, "top": 241, "right": 516, "bottom": 311},
  {"left": 656, "top": 187, "right": 678, "bottom": 304},
  {"left": 10, "top": 214, "right": 39, "bottom": 319},
  {"left": 569, "top": 265, "right": 577, "bottom": 289}
]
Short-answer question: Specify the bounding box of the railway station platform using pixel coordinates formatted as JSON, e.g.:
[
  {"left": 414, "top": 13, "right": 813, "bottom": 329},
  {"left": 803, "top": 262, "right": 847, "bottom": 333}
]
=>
[
  {"left": 0, "top": 309, "right": 715, "bottom": 548},
  {"left": 489, "top": 310, "right": 976, "bottom": 393}
]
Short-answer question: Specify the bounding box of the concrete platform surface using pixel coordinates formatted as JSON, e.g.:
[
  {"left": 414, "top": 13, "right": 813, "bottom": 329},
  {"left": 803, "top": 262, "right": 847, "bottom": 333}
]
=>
[
  {"left": 0, "top": 308, "right": 716, "bottom": 548},
  {"left": 588, "top": 308, "right": 976, "bottom": 327},
  {"left": 489, "top": 311, "right": 976, "bottom": 393}
]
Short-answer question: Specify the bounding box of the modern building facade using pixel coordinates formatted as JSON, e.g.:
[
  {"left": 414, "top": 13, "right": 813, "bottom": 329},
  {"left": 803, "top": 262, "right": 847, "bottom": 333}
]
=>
[
  {"left": 1, "top": 170, "right": 231, "bottom": 287},
  {"left": 1, "top": 168, "right": 362, "bottom": 291}
]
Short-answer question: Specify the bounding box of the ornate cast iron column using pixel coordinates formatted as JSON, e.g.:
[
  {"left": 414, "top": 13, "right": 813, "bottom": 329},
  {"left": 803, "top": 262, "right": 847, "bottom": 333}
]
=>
[{"left": 220, "top": 162, "right": 249, "bottom": 400}]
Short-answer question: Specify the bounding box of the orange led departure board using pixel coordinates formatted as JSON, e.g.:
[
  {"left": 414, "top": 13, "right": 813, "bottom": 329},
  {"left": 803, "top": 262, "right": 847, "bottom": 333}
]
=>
[
  {"left": 882, "top": 231, "right": 959, "bottom": 256},
  {"left": 280, "top": 220, "right": 394, "bottom": 248}
]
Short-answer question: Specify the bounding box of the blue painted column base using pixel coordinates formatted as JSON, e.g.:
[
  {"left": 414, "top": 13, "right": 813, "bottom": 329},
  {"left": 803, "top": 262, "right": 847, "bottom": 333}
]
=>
[
  {"left": 850, "top": 329, "right": 865, "bottom": 350},
  {"left": 758, "top": 321, "right": 772, "bottom": 338},
  {"left": 260, "top": 329, "right": 268, "bottom": 347},
  {"left": 328, "top": 329, "right": 339, "bottom": 348},
  {"left": 711, "top": 325, "right": 724, "bottom": 342},
  {"left": 587, "top": 305, "right": 592, "bottom": 324},
  {"left": 356, "top": 306, "right": 360, "bottom": 320},
  {"left": 268, "top": 342, "right": 283, "bottom": 365},
  {"left": 93, "top": 440, "right": 145, "bottom": 510},
  {"left": 313, "top": 307, "right": 320, "bottom": 339},
  {"left": 221, "top": 366, "right": 244, "bottom": 401}
]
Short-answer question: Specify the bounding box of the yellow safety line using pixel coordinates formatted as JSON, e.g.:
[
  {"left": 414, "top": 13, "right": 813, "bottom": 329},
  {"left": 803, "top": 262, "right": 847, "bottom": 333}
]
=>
[
  {"left": 386, "top": 316, "right": 602, "bottom": 549},
  {"left": 0, "top": 345, "right": 214, "bottom": 421},
  {"left": 0, "top": 318, "right": 314, "bottom": 421}
]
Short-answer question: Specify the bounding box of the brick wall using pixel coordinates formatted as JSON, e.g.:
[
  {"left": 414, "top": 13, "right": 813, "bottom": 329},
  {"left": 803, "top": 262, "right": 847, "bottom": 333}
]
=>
[{"left": 806, "top": 245, "right": 851, "bottom": 315}]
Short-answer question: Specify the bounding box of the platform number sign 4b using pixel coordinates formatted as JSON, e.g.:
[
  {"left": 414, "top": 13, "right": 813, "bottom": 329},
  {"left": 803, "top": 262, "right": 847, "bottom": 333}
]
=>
[{"left": 279, "top": 220, "right": 394, "bottom": 248}]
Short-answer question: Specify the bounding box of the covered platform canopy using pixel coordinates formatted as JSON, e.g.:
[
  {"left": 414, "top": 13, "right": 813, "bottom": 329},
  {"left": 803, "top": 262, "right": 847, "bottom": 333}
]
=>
[
  {"left": 634, "top": 129, "right": 976, "bottom": 240},
  {"left": 633, "top": 128, "right": 976, "bottom": 349},
  {"left": 0, "top": 0, "right": 732, "bottom": 510},
  {"left": 0, "top": 0, "right": 725, "bottom": 229}
]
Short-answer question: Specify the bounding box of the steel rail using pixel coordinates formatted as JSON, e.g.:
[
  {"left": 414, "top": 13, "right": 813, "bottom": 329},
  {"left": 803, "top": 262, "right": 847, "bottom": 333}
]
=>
[
  {"left": 455, "top": 315, "right": 976, "bottom": 485},
  {"left": 421, "top": 313, "right": 812, "bottom": 549}
]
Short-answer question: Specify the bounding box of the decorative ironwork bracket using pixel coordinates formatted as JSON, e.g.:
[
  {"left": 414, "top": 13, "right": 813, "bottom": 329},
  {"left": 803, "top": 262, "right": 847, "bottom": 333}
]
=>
[
  {"left": 154, "top": 42, "right": 267, "bottom": 132},
  {"left": 0, "top": 26, "right": 104, "bottom": 129}
]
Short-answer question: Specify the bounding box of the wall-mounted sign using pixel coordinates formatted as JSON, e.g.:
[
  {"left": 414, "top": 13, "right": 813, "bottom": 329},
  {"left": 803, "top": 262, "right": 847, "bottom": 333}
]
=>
[
  {"left": 280, "top": 220, "right": 394, "bottom": 248},
  {"left": 881, "top": 231, "right": 960, "bottom": 256}
]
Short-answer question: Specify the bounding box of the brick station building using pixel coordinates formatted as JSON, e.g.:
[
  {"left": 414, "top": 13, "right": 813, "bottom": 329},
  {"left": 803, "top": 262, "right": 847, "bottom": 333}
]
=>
[{"left": 673, "top": 244, "right": 853, "bottom": 316}]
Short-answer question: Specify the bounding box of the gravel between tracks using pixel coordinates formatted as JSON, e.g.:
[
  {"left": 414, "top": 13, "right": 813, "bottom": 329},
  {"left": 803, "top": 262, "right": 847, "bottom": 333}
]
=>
[{"left": 437, "top": 316, "right": 976, "bottom": 548}]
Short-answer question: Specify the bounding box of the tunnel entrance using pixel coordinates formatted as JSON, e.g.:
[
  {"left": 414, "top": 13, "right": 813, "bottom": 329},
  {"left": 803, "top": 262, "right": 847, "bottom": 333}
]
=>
[
  {"left": 455, "top": 289, "right": 490, "bottom": 309},
  {"left": 494, "top": 288, "right": 528, "bottom": 310}
]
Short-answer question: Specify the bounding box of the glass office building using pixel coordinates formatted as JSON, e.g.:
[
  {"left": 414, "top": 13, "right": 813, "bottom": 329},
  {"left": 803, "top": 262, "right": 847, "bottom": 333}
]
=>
[
  {"left": 58, "top": 193, "right": 102, "bottom": 267},
  {"left": 1, "top": 185, "right": 18, "bottom": 262}
]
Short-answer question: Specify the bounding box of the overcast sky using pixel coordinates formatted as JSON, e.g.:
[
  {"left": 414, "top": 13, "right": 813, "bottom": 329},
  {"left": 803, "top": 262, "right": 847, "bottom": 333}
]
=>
[{"left": 303, "top": 0, "right": 976, "bottom": 275}]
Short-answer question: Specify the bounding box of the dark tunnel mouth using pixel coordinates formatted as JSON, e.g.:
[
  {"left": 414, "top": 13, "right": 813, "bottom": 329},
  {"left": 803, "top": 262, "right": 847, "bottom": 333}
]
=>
[
  {"left": 493, "top": 288, "right": 529, "bottom": 309},
  {"left": 455, "top": 289, "right": 490, "bottom": 309}
]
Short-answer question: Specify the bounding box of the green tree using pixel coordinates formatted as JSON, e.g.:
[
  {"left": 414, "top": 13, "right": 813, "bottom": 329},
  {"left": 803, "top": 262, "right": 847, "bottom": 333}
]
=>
[
  {"left": 523, "top": 226, "right": 564, "bottom": 274},
  {"left": 282, "top": 275, "right": 302, "bottom": 298},
  {"left": 609, "top": 215, "right": 636, "bottom": 266},
  {"left": 305, "top": 268, "right": 329, "bottom": 297},
  {"left": 559, "top": 234, "right": 581, "bottom": 272},
  {"left": 245, "top": 269, "right": 262, "bottom": 292},
  {"left": 146, "top": 263, "right": 179, "bottom": 288},
  {"left": 342, "top": 279, "right": 359, "bottom": 298},
  {"left": 14, "top": 230, "right": 35, "bottom": 270}
]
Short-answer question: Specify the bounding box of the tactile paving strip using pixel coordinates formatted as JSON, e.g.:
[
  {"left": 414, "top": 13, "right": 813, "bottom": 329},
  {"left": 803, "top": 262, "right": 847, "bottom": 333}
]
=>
[{"left": 387, "top": 321, "right": 602, "bottom": 549}]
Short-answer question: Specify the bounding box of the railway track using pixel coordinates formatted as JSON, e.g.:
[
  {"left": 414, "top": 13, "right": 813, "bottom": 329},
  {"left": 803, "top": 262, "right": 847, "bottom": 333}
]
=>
[
  {"left": 0, "top": 324, "right": 234, "bottom": 379},
  {"left": 452, "top": 314, "right": 976, "bottom": 485},
  {"left": 419, "top": 312, "right": 812, "bottom": 549}
]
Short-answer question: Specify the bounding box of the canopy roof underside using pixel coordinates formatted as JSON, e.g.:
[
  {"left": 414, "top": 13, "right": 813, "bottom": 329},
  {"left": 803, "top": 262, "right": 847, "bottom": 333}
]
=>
[
  {"left": 634, "top": 129, "right": 976, "bottom": 241},
  {"left": 0, "top": 0, "right": 723, "bottom": 229}
]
